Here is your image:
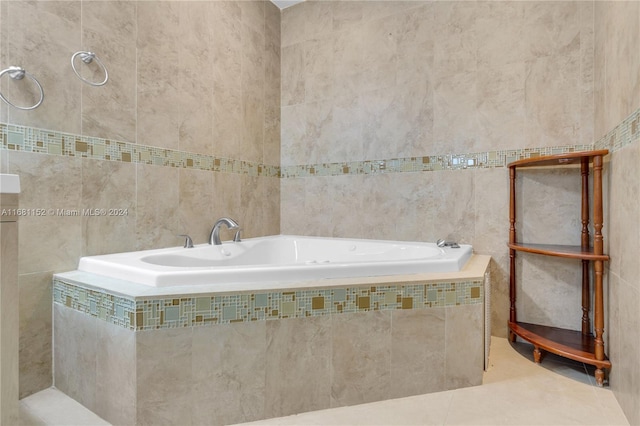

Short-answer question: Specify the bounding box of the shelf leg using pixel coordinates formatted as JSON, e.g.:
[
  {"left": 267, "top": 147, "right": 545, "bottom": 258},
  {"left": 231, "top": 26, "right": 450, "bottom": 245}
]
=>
[
  {"left": 595, "top": 369, "right": 605, "bottom": 387},
  {"left": 594, "top": 260, "right": 606, "bottom": 361},
  {"left": 593, "top": 155, "right": 607, "bottom": 371},
  {"left": 508, "top": 167, "right": 517, "bottom": 337},
  {"left": 533, "top": 346, "right": 543, "bottom": 363}
]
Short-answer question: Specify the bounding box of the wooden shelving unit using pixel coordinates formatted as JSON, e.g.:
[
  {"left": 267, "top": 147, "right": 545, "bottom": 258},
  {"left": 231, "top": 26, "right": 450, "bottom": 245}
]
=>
[{"left": 507, "top": 150, "right": 611, "bottom": 386}]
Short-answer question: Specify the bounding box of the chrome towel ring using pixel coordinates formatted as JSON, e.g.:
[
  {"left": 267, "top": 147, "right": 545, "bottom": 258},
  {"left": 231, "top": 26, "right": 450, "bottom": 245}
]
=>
[
  {"left": 71, "top": 51, "right": 108, "bottom": 86},
  {"left": 0, "top": 66, "right": 44, "bottom": 110}
]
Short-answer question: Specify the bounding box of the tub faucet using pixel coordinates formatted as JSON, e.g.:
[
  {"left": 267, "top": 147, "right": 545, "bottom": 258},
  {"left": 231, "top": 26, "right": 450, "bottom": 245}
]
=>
[
  {"left": 437, "top": 239, "right": 460, "bottom": 248},
  {"left": 209, "top": 217, "right": 241, "bottom": 245}
]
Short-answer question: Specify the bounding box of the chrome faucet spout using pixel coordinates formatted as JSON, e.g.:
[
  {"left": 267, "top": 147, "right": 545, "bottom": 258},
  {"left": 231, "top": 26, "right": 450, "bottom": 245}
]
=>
[
  {"left": 437, "top": 239, "right": 460, "bottom": 248},
  {"left": 209, "top": 217, "right": 241, "bottom": 245}
]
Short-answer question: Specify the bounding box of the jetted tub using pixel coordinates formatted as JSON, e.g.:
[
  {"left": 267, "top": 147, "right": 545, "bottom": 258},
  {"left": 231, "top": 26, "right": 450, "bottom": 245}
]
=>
[{"left": 78, "top": 235, "right": 473, "bottom": 287}]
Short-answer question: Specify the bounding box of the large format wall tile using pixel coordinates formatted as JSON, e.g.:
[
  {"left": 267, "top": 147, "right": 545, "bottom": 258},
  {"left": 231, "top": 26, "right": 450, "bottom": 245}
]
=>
[
  {"left": 331, "top": 311, "right": 392, "bottom": 407},
  {"left": 212, "top": 3, "right": 243, "bottom": 160},
  {"left": 473, "top": 168, "right": 509, "bottom": 337},
  {"left": 135, "top": 164, "right": 180, "bottom": 250},
  {"left": 192, "top": 321, "right": 266, "bottom": 425},
  {"left": 9, "top": 152, "right": 82, "bottom": 275},
  {"left": 95, "top": 320, "right": 136, "bottom": 426},
  {"left": 53, "top": 304, "right": 97, "bottom": 412},
  {"left": 264, "top": 2, "right": 281, "bottom": 167},
  {"left": 81, "top": 159, "right": 136, "bottom": 256},
  {"left": 609, "top": 144, "right": 640, "bottom": 284},
  {"left": 241, "top": 23, "right": 266, "bottom": 164},
  {"left": 136, "top": 2, "right": 181, "bottom": 151},
  {"left": 517, "top": 167, "right": 582, "bottom": 246},
  {"left": 178, "top": 168, "right": 215, "bottom": 245},
  {"left": 177, "top": 2, "right": 214, "bottom": 157},
  {"left": 390, "top": 308, "right": 446, "bottom": 398},
  {"left": 241, "top": 175, "right": 270, "bottom": 238},
  {"left": 516, "top": 255, "right": 583, "bottom": 331},
  {"left": 444, "top": 304, "right": 483, "bottom": 390},
  {"left": 605, "top": 124, "right": 640, "bottom": 426},
  {"left": 612, "top": 277, "right": 640, "bottom": 425},
  {"left": 596, "top": 1, "right": 640, "bottom": 138},
  {"left": 18, "top": 271, "right": 52, "bottom": 398},
  {"left": 281, "top": 43, "right": 305, "bottom": 107},
  {"left": 136, "top": 328, "right": 193, "bottom": 426},
  {"left": 265, "top": 316, "right": 331, "bottom": 418},
  {"left": 80, "top": 1, "right": 137, "bottom": 142}
]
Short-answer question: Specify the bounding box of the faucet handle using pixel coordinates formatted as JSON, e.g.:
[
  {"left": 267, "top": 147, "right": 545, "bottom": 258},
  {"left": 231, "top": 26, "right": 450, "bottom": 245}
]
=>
[{"left": 178, "top": 234, "right": 194, "bottom": 248}]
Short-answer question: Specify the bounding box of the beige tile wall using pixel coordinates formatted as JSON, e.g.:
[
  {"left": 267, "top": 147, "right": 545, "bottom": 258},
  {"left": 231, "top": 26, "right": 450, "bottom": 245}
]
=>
[
  {"left": 594, "top": 2, "right": 640, "bottom": 424},
  {"left": 0, "top": 0, "right": 280, "bottom": 398},
  {"left": 280, "top": 1, "right": 594, "bottom": 165},
  {"left": 280, "top": 0, "right": 595, "bottom": 338},
  {"left": 4, "top": 3, "right": 639, "bottom": 423}
]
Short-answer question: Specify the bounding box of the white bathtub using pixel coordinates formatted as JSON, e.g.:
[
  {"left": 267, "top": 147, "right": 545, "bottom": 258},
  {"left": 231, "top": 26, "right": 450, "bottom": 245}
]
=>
[{"left": 77, "top": 235, "right": 472, "bottom": 287}]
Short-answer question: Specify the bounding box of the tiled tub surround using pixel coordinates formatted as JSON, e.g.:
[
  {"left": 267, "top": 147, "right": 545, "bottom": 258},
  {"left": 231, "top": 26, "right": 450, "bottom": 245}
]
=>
[{"left": 53, "top": 254, "right": 489, "bottom": 425}]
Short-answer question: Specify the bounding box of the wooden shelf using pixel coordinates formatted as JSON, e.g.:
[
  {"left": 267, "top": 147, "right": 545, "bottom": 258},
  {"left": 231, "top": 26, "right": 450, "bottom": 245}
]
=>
[
  {"left": 508, "top": 150, "right": 609, "bottom": 169},
  {"left": 509, "top": 322, "right": 611, "bottom": 369},
  {"left": 508, "top": 242, "right": 610, "bottom": 261},
  {"left": 508, "top": 149, "right": 610, "bottom": 386}
]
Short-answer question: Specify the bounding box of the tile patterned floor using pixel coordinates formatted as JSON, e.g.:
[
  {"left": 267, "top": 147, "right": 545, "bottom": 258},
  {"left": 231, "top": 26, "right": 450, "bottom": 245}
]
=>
[{"left": 19, "top": 337, "right": 629, "bottom": 426}]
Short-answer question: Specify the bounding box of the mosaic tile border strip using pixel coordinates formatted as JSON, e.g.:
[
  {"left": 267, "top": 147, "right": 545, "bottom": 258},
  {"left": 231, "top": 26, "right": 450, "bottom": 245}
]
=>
[
  {"left": 4, "top": 106, "right": 638, "bottom": 179},
  {"left": 594, "top": 107, "right": 640, "bottom": 152},
  {"left": 280, "top": 144, "right": 595, "bottom": 178},
  {"left": 54, "top": 278, "right": 484, "bottom": 331},
  {"left": 0, "top": 122, "right": 280, "bottom": 178},
  {"left": 53, "top": 280, "right": 136, "bottom": 330}
]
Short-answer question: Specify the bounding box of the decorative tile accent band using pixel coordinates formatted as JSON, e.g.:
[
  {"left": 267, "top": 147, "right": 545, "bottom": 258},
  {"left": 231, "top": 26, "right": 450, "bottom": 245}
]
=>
[
  {"left": 279, "top": 145, "right": 595, "bottom": 178},
  {"left": 53, "top": 279, "right": 136, "bottom": 330},
  {"left": 3, "top": 106, "right": 638, "bottom": 179},
  {"left": 594, "top": 107, "right": 640, "bottom": 152},
  {"left": 53, "top": 278, "right": 484, "bottom": 331},
  {"left": 0, "top": 122, "right": 280, "bottom": 178}
]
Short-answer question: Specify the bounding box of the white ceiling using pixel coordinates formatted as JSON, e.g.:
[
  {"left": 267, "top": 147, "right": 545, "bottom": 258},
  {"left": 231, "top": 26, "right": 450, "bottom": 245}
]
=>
[{"left": 270, "top": 0, "right": 305, "bottom": 9}]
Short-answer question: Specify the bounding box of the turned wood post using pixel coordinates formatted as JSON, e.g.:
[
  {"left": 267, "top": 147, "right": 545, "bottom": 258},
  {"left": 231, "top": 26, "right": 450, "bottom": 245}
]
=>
[
  {"left": 509, "top": 167, "right": 517, "bottom": 329},
  {"left": 581, "top": 158, "right": 591, "bottom": 336},
  {"left": 592, "top": 155, "right": 605, "bottom": 365}
]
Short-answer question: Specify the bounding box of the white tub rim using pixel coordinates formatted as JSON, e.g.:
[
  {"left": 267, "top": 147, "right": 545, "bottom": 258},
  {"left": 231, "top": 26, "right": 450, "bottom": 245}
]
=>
[{"left": 56, "top": 254, "right": 490, "bottom": 300}]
